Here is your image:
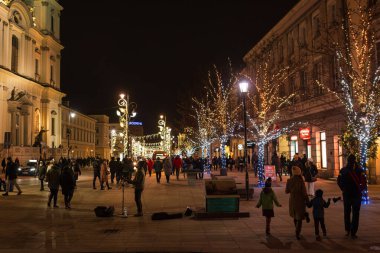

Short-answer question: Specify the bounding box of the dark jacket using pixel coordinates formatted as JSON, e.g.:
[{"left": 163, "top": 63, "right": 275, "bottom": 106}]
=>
[
  {"left": 5, "top": 161, "right": 17, "bottom": 180},
  {"left": 307, "top": 196, "right": 330, "bottom": 218},
  {"left": 337, "top": 164, "right": 366, "bottom": 197},
  {"left": 60, "top": 168, "right": 75, "bottom": 195},
  {"left": 46, "top": 165, "right": 61, "bottom": 190},
  {"left": 132, "top": 168, "right": 145, "bottom": 190},
  {"left": 303, "top": 164, "right": 318, "bottom": 182},
  {"left": 153, "top": 160, "right": 163, "bottom": 172}
]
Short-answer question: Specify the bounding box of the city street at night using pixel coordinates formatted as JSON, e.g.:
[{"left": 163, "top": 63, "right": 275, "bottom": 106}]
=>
[{"left": 1, "top": 169, "right": 380, "bottom": 252}]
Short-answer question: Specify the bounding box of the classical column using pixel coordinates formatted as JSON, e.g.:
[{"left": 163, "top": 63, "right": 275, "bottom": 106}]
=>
[
  {"left": 21, "top": 104, "right": 32, "bottom": 146},
  {"left": 8, "top": 101, "right": 19, "bottom": 146}
]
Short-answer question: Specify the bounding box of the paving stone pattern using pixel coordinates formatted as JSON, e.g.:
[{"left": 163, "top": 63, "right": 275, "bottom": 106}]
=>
[{"left": 1, "top": 168, "right": 380, "bottom": 252}]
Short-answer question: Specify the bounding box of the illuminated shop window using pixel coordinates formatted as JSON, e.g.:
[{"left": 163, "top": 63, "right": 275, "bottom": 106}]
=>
[{"left": 320, "top": 131, "right": 327, "bottom": 168}]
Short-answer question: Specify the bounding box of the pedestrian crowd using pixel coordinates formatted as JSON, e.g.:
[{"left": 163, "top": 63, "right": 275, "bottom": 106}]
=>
[{"left": 0, "top": 152, "right": 367, "bottom": 240}]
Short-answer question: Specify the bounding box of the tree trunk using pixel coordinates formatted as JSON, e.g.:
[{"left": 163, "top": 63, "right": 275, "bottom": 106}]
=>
[
  {"left": 359, "top": 140, "right": 369, "bottom": 204},
  {"left": 258, "top": 142, "right": 265, "bottom": 187}
]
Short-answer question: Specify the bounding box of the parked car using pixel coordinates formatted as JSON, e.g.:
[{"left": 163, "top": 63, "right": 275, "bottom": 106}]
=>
[{"left": 17, "top": 160, "right": 38, "bottom": 176}]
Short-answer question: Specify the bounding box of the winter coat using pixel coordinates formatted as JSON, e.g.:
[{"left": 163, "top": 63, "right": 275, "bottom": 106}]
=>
[
  {"left": 132, "top": 168, "right": 145, "bottom": 190},
  {"left": 163, "top": 158, "right": 172, "bottom": 175},
  {"left": 256, "top": 187, "right": 281, "bottom": 210},
  {"left": 5, "top": 161, "right": 17, "bottom": 180},
  {"left": 307, "top": 196, "right": 330, "bottom": 219},
  {"left": 46, "top": 165, "right": 61, "bottom": 190},
  {"left": 38, "top": 165, "right": 47, "bottom": 180},
  {"left": 153, "top": 160, "right": 163, "bottom": 173},
  {"left": 337, "top": 165, "right": 366, "bottom": 197},
  {"left": 285, "top": 175, "right": 309, "bottom": 220},
  {"left": 147, "top": 159, "right": 154, "bottom": 172},
  {"left": 303, "top": 164, "right": 318, "bottom": 182},
  {"left": 60, "top": 169, "right": 75, "bottom": 195},
  {"left": 100, "top": 162, "right": 109, "bottom": 183},
  {"left": 173, "top": 157, "right": 182, "bottom": 169}
]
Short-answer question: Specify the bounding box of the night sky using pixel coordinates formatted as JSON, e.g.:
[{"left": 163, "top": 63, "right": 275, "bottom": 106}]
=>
[{"left": 60, "top": 0, "right": 299, "bottom": 134}]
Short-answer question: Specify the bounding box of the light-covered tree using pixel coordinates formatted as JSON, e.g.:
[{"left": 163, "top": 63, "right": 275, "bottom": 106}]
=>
[
  {"left": 317, "top": 0, "right": 380, "bottom": 203},
  {"left": 247, "top": 62, "right": 302, "bottom": 187},
  {"left": 203, "top": 63, "right": 241, "bottom": 170}
]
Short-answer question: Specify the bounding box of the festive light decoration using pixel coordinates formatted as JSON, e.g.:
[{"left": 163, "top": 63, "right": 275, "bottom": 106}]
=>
[
  {"left": 316, "top": 0, "right": 379, "bottom": 204},
  {"left": 246, "top": 62, "right": 303, "bottom": 187},
  {"left": 200, "top": 63, "right": 241, "bottom": 169},
  {"left": 190, "top": 97, "right": 217, "bottom": 161}
]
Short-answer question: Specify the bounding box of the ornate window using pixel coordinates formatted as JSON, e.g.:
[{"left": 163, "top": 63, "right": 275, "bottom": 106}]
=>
[{"left": 11, "top": 35, "right": 19, "bottom": 72}]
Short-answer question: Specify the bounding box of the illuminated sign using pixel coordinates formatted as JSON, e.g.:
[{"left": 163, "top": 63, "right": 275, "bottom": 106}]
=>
[
  {"left": 299, "top": 127, "right": 311, "bottom": 140},
  {"left": 129, "top": 122, "right": 142, "bottom": 126}
]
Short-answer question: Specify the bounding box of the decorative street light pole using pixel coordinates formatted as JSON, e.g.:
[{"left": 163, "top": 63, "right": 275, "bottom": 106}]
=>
[
  {"left": 117, "top": 93, "right": 129, "bottom": 158},
  {"left": 158, "top": 115, "right": 171, "bottom": 155},
  {"left": 239, "top": 81, "right": 249, "bottom": 201},
  {"left": 67, "top": 111, "right": 76, "bottom": 158},
  {"left": 116, "top": 93, "right": 137, "bottom": 159}
]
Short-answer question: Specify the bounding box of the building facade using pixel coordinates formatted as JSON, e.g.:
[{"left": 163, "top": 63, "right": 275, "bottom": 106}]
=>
[
  {"left": 89, "top": 115, "right": 110, "bottom": 159},
  {"left": 61, "top": 106, "right": 96, "bottom": 159},
  {"left": 0, "top": 0, "right": 64, "bottom": 164},
  {"left": 243, "top": 0, "right": 380, "bottom": 183}
]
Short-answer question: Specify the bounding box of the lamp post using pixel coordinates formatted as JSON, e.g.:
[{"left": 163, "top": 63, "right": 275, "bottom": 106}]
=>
[
  {"left": 67, "top": 112, "right": 76, "bottom": 158},
  {"left": 116, "top": 93, "right": 137, "bottom": 159},
  {"left": 239, "top": 81, "right": 249, "bottom": 201},
  {"left": 158, "top": 115, "right": 171, "bottom": 155}
]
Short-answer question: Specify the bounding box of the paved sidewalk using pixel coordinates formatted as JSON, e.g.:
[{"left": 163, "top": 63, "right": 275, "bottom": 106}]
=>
[{"left": 1, "top": 168, "right": 380, "bottom": 252}]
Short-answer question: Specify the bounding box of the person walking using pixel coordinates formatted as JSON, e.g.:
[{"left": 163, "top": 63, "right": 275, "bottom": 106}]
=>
[
  {"left": 271, "top": 152, "right": 282, "bottom": 182},
  {"left": 337, "top": 154, "right": 366, "bottom": 239},
  {"left": 60, "top": 166, "right": 75, "bottom": 209},
  {"left": 38, "top": 160, "right": 47, "bottom": 191},
  {"left": 147, "top": 158, "right": 154, "bottom": 177},
  {"left": 173, "top": 155, "right": 182, "bottom": 180},
  {"left": 306, "top": 189, "right": 331, "bottom": 241},
  {"left": 2, "top": 157, "right": 22, "bottom": 196},
  {"left": 163, "top": 157, "right": 172, "bottom": 184},
  {"left": 154, "top": 157, "right": 163, "bottom": 183},
  {"left": 256, "top": 178, "right": 282, "bottom": 236},
  {"left": 92, "top": 157, "right": 101, "bottom": 189},
  {"left": 129, "top": 160, "right": 145, "bottom": 217},
  {"left": 46, "top": 162, "right": 61, "bottom": 208},
  {"left": 137, "top": 158, "right": 147, "bottom": 176},
  {"left": 100, "top": 159, "right": 111, "bottom": 190},
  {"left": 115, "top": 157, "right": 123, "bottom": 184},
  {"left": 285, "top": 166, "right": 309, "bottom": 240},
  {"left": 304, "top": 158, "right": 318, "bottom": 197},
  {"left": 228, "top": 156, "right": 234, "bottom": 171},
  {"left": 212, "top": 156, "right": 218, "bottom": 171},
  {"left": 109, "top": 157, "right": 117, "bottom": 184},
  {"left": 73, "top": 160, "right": 81, "bottom": 188}
]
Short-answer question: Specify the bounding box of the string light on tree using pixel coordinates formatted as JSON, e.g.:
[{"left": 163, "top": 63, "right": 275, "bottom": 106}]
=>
[
  {"left": 317, "top": 0, "right": 380, "bottom": 204},
  {"left": 245, "top": 62, "right": 303, "bottom": 187}
]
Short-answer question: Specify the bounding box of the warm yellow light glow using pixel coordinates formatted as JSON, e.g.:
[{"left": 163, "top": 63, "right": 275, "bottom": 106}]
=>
[
  {"left": 70, "top": 112, "right": 76, "bottom": 118},
  {"left": 160, "top": 115, "right": 164, "bottom": 119},
  {"left": 239, "top": 81, "right": 249, "bottom": 93},
  {"left": 116, "top": 110, "right": 121, "bottom": 116},
  {"left": 120, "top": 93, "right": 125, "bottom": 99}
]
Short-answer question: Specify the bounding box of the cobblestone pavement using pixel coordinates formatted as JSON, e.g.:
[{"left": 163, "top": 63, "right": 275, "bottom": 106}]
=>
[{"left": 1, "top": 168, "right": 380, "bottom": 253}]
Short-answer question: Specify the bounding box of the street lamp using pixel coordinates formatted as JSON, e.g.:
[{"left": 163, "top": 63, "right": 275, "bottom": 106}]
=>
[
  {"left": 67, "top": 112, "right": 76, "bottom": 158},
  {"left": 116, "top": 93, "right": 137, "bottom": 158},
  {"left": 239, "top": 81, "right": 249, "bottom": 201},
  {"left": 158, "top": 115, "right": 171, "bottom": 155}
]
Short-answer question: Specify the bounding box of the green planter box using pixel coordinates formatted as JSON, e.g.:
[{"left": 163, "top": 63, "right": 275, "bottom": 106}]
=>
[{"left": 206, "top": 195, "right": 240, "bottom": 213}]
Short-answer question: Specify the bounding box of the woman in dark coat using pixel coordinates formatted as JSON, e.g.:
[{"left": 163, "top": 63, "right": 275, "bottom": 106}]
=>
[
  {"left": 286, "top": 166, "right": 309, "bottom": 240},
  {"left": 60, "top": 166, "right": 75, "bottom": 209}
]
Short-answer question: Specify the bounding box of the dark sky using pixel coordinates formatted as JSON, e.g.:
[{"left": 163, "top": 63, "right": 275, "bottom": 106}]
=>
[{"left": 60, "top": 0, "right": 299, "bottom": 134}]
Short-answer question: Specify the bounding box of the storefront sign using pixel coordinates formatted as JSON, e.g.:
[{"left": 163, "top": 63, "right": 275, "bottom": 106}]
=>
[
  {"left": 299, "top": 127, "right": 311, "bottom": 140},
  {"left": 264, "top": 165, "right": 276, "bottom": 181}
]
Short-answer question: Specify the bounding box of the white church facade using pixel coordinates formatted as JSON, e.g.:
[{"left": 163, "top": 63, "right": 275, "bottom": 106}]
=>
[{"left": 0, "top": 0, "right": 64, "bottom": 162}]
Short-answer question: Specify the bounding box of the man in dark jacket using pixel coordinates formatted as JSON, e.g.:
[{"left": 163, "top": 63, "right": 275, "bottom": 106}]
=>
[
  {"left": 109, "top": 157, "right": 117, "bottom": 184},
  {"left": 337, "top": 154, "right": 366, "bottom": 239},
  {"left": 92, "top": 157, "right": 101, "bottom": 189},
  {"left": 130, "top": 162, "right": 145, "bottom": 216},
  {"left": 2, "top": 157, "right": 22, "bottom": 196}
]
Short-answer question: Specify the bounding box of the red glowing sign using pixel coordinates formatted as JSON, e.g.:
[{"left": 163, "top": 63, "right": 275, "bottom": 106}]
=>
[{"left": 299, "top": 128, "right": 311, "bottom": 140}]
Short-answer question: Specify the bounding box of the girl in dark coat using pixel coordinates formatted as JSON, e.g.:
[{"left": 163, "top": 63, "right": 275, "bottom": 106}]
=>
[
  {"left": 307, "top": 189, "right": 330, "bottom": 241},
  {"left": 60, "top": 166, "right": 75, "bottom": 209}
]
